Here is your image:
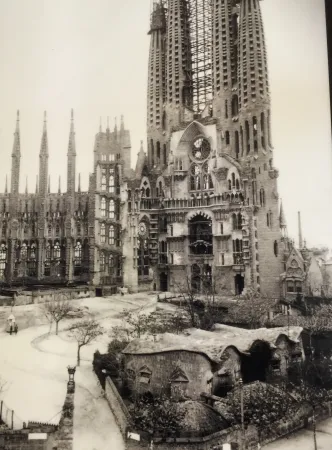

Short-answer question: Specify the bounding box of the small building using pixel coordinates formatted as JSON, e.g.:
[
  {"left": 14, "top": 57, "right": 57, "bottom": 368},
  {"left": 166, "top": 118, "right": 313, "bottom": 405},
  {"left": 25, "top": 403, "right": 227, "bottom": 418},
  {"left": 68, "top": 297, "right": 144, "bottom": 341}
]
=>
[{"left": 122, "top": 325, "right": 304, "bottom": 400}]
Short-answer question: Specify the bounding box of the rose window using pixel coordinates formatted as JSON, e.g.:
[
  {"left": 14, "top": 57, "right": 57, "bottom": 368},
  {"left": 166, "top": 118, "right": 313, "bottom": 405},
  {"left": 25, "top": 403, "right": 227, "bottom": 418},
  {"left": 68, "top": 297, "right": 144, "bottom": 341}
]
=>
[{"left": 191, "top": 137, "right": 211, "bottom": 161}]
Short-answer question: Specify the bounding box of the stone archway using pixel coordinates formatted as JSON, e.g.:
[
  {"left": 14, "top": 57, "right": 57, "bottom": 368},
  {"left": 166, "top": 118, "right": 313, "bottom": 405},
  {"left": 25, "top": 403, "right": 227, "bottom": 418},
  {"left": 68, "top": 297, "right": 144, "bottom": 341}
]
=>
[
  {"left": 159, "top": 272, "right": 168, "bottom": 292},
  {"left": 242, "top": 340, "right": 273, "bottom": 383}
]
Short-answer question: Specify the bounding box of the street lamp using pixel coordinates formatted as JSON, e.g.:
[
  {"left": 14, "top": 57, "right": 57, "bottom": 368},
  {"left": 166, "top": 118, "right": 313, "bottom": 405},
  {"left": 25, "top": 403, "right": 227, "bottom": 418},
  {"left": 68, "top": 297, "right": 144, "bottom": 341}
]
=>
[
  {"left": 239, "top": 378, "right": 245, "bottom": 448},
  {"left": 67, "top": 366, "right": 76, "bottom": 393}
]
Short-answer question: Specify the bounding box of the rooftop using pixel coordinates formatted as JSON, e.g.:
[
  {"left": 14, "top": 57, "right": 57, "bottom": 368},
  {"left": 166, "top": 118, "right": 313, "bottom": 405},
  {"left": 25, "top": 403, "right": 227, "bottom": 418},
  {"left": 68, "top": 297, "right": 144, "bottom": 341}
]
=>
[{"left": 123, "top": 324, "right": 303, "bottom": 363}]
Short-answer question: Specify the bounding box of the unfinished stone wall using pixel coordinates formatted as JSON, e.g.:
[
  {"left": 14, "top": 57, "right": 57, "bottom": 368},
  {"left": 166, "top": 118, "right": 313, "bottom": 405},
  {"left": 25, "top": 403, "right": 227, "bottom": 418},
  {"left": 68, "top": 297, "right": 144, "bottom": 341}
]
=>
[
  {"left": 125, "top": 351, "right": 213, "bottom": 400},
  {"left": 104, "top": 377, "right": 132, "bottom": 437},
  {"left": 0, "top": 424, "right": 57, "bottom": 450}
]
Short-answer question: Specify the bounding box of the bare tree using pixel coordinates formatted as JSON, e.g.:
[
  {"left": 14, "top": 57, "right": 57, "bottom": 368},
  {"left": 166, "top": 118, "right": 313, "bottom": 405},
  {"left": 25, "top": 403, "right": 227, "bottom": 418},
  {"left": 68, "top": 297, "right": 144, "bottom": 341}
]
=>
[
  {"left": 68, "top": 319, "right": 104, "bottom": 366},
  {"left": 41, "top": 294, "right": 74, "bottom": 335},
  {"left": 227, "top": 288, "right": 277, "bottom": 329}
]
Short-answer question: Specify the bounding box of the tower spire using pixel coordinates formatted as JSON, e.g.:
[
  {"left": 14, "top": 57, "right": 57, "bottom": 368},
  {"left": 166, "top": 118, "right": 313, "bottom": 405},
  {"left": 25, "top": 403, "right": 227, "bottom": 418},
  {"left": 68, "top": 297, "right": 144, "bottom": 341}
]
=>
[
  {"left": 298, "top": 211, "right": 303, "bottom": 249},
  {"left": 58, "top": 176, "right": 61, "bottom": 194},
  {"left": 67, "top": 109, "right": 76, "bottom": 195},
  {"left": 99, "top": 117, "right": 102, "bottom": 132},
  {"left": 10, "top": 110, "right": 21, "bottom": 195},
  {"left": 279, "top": 200, "right": 287, "bottom": 236},
  {"left": 5, "top": 175, "right": 8, "bottom": 194},
  {"left": 120, "top": 115, "right": 124, "bottom": 131},
  {"left": 78, "top": 173, "right": 81, "bottom": 193},
  {"left": 35, "top": 175, "right": 38, "bottom": 194},
  {"left": 39, "top": 111, "right": 49, "bottom": 196},
  {"left": 48, "top": 175, "right": 51, "bottom": 194},
  {"left": 25, "top": 176, "right": 28, "bottom": 195}
]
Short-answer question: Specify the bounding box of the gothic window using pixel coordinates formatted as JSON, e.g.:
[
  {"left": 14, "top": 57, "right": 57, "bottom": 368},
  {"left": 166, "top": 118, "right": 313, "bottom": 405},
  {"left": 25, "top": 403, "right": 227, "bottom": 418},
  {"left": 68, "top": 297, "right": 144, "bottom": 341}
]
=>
[
  {"left": 21, "top": 242, "right": 28, "bottom": 260},
  {"left": 156, "top": 141, "right": 161, "bottom": 161},
  {"left": 287, "top": 281, "right": 294, "bottom": 293},
  {"left": 163, "top": 144, "right": 167, "bottom": 165},
  {"left": 260, "top": 188, "right": 265, "bottom": 207},
  {"left": 101, "top": 175, "right": 107, "bottom": 192},
  {"left": 55, "top": 224, "right": 60, "bottom": 236},
  {"left": 159, "top": 241, "right": 168, "bottom": 264},
  {"left": 189, "top": 214, "right": 213, "bottom": 255},
  {"left": 233, "top": 239, "right": 243, "bottom": 264},
  {"left": 109, "top": 175, "right": 115, "bottom": 194},
  {"left": 100, "top": 223, "right": 106, "bottom": 244},
  {"left": 74, "top": 241, "right": 82, "bottom": 263},
  {"left": 190, "top": 164, "right": 201, "bottom": 191},
  {"left": 274, "top": 240, "right": 278, "bottom": 257},
  {"left": 141, "top": 180, "right": 151, "bottom": 198},
  {"left": 44, "top": 243, "right": 51, "bottom": 276},
  {"left": 138, "top": 238, "right": 149, "bottom": 276},
  {"left": 101, "top": 154, "right": 107, "bottom": 161},
  {"left": 232, "top": 213, "right": 242, "bottom": 231},
  {"left": 236, "top": 179, "right": 240, "bottom": 190},
  {"left": 267, "top": 211, "right": 273, "bottom": 228},
  {"left": 225, "top": 131, "right": 230, "bottom": 145},
  {"left": 192, "top": 137, "right": 211, "bottom": 161},
  {"left": 225, "top": 100, "right": 228, "bottom": 118},
  {"left": 0, "top": 243, "right": 7, "bottom": 280},
  {"left": 108, "top": 225, "right": 115, "bottom": 245},
  {"left": 245, "top": 121, "right": 250, "bottom": 153},
  {"left": 100, "top": 252, "right": 106, "bottom": 272},
  {"left": 202, "top": 163, "right": 213, "bottom": 190},
  {"left": 232, "top": 173, "right": 235, "bottom": 188},
  {"left": 101, "top": 198, "right": 106, "bottom": 217},
  {"left": 228, "top": 180, "right": 232, "bottom": 191},
  {"left": 109, "top": 199, "right": 115, "bottom": 219},
  {"left": 54, "top": 241, "right": 61, "bottom": 259},
  {"left": 261, "top": 112, "right": 266, "bottom": 149},
  {"left": 220, "top": 222, "right": 224, "bottom": 234}
]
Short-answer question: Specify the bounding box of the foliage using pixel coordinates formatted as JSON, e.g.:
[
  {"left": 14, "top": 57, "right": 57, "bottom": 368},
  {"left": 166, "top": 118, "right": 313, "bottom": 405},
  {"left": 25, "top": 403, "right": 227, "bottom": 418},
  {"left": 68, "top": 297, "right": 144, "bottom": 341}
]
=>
[
  {"left": 93, "top": 350, "right": 122, "bottom": 389},
  {"left": 227, "top": 289, "right": 276, "bottom": 329},
  {"left": 128, "top": 392, "right": 185, "bottom": 437},
  {"left": 68, "top": 319, "right": 104, "bottom": 366},
  {"left": 173, "top": 268, "right": 225, "bottom": 331},
  {"left": 41, "top": 295, "right": 73, "bottom": 335},
  {"left": 225, "top": 382, "right": 296, "bottom": 432}
]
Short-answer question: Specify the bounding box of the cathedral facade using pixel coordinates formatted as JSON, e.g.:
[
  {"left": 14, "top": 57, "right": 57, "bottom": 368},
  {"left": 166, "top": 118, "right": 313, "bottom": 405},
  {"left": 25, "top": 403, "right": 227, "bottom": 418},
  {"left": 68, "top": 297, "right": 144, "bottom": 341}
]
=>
[
  {"left": 123, "top": 0, "right": 285, "bottom": 297},
  {"left": 1, "top": 0, "right": 293, "bottom": 298}
]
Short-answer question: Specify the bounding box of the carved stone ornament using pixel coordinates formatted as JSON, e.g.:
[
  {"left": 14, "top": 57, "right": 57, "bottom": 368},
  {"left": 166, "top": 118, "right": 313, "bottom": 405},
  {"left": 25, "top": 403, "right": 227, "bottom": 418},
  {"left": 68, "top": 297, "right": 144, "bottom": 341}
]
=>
[
  {"left": 213, "top": 167, "right": 229, "bottom": 181},
  {"left": 138, "top": 222, "right": 147, "bottom": 237},
  {"left": 287, "top": 268, "right": 303, "bottom": 277},
  {"left": 164, "top": 176, "right": 172, "bottom": 188},
  {"left": 269, "top": 169, "right": 279, "bottom": 179}
]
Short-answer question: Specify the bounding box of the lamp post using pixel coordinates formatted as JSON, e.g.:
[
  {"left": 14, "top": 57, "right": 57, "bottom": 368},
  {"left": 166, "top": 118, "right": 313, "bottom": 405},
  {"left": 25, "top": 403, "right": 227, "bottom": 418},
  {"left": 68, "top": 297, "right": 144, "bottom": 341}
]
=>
[
  {"left": 67, "top": 365, "right": 76, "bottom": 393},
  {"left": 239, "top": 377, "right": 245, "bottom": 446}
]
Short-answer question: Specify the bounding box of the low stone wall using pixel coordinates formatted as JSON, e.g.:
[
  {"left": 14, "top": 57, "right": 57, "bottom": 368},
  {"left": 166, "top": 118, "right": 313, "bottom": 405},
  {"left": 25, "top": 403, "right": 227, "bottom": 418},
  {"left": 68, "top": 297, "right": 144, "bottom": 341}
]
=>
[
  {"left": 126, "top": 426, "right": 258, "bottom": 450},
  {"left": 14, "top": 288, "right": 94, "bottom": 306},
  {"left": 104, "top": 377, "right": 132, "bottom": 438},
  {"left": 0, "top": 423, "right": 57, "bottom": 450}
]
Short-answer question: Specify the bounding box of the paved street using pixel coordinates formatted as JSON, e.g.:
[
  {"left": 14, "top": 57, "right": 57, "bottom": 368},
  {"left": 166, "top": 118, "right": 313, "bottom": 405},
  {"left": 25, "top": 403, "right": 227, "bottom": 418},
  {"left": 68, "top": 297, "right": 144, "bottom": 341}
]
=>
[
  {"left": 0, "top": 293, "right": 157, "bottom": 450},
  {"left": 263, "top": 417, "right": 332, "bottom": 449}
]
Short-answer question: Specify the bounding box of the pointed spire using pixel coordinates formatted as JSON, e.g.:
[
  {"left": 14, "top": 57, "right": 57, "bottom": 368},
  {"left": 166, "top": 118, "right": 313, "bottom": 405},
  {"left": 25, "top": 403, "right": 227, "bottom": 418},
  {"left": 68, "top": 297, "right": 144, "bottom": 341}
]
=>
[
  {"left": 16, "top": 110, "right": 20, "bottom": 132},
  {"left": 58, "top": 176, "right": 61, "bottom": 194},
  {"left": 120, "top": 115, "right": 124, "bottom": 131},
  {"left": 99, "top": 117, "right": 102, "bottom": 132},
  {"left": 70, "top": 108, "right": 74, "bottom": 132},
  {"left": 107, "top": 116, "right": 110, "bottom": 130},
  {"left": 12, "top": 110, "right": 20, "bottom": 157},
  {"left": 67, "top": 109, "right": 76, "bottom": 155},
  {"left": 48, "top": 175, "right": 51, "bottom": 194},
  {"left": 40, "top": 111, "right": 48, "bottom": 156},
  {"left": 5, "top": 175, "right": 8, "bottom": 194},
  {"left": 140, "top": 140, "right": 144, "bottom": 152},
  {"left": 35, "top": 175, "right": 39, "bottom": 194},
  {"left": 279, "top": 200, "right": 287, "bottom": 229},
  {"left": 298, "top": 211, "right": 303, "bottom": 249},
  {"left": 25, "top": 176, "right": 28, "bottom": 195},
  {"left": 114, "top": 117, "right": 117, "bottom": 132},
  {"left": 78, "top": 173, "right": 81, "bottom": 193}
]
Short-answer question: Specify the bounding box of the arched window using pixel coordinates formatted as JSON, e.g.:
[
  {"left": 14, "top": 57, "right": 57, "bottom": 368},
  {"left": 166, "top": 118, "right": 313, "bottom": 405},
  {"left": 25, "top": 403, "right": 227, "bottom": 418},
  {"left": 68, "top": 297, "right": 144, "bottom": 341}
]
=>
[
  {"left": 100, "top": 224, "right": 106, "bottom": 244},
  {"left": 54, "top": 241, "right": 61, "bottom": 259},
  {"left": 74, "top": 241, "right": 82, "bottom": 263},
  {"left": 233, "top": 239, "right": 243, "bottom": 263},
  {"left": 236, "top": 179, "right": 240, "bottom": 190},
  {"left": 109, "top": 175, "right": 115, "bottom": 194},
  {"left": 225, "top": 100, "right": 228, "bottom": 119},
  {"left": 202, "top": 163, "right": 213, "bottom": 190},
  {"left": 0, "top": 243, "right": 7, "bottom": 279},
  {"left": 189, "top": 214, "right": 213, "bottom": 255},
  {"left": 232, "top": 95, "right": 239, "bottom": 116},
  {"left": 163, "top": 144, "right": 167, "bottom": 165},
  {"left": 156, "top": 141, "right": 161, "bottom": 161},
  {"left": 21, "top": 242, "right": 28, "bottom": 260},
  {"left": 225, "top": 131, "right": 230, "bottom": 145},
  {"left": 245, "top": 121, "right": 250, "bottom": 153},
  {"left": 109, "top": 199, "right": 115, "bottom": 219},
  {"left": 228, "top": 180, "right": 232, "bottom": 191},
  {"left": 261, "top": 112, "right": 266, "bottom": 149},
  {"left": 267, "top": 211, "right": 273, "bottom": 228},
  {"left": 108, "top": 225, "right": 115, "bottom": 245},
  {"left": 240, "top": 126, "right": 244, "bottom": 156},
  {"left": 101, "top": 175, "right": 107, "bottom": 191},
  {"left": 259, "top": 188, "right": 265, "bottom": 207},
  {"left": 274, "top": 240, "right": 278, "bottom": 257},
  {"left": 150, "top": 139, "right": 154, "bottom": 165},
  {"left": 190, "top": 164, "right": 201, "bottom": 191},
  {"left": 235, "top": 131, "right": 240, "bottom": 159},
  {"left": 232, "top": 173, "right": 236, "bottom": 188},
  {"left": 101, "top": 198, "right": 106, "bottom": 217},
  {"left": 100, "top": 252, "right": 105, "bottom": 272}
]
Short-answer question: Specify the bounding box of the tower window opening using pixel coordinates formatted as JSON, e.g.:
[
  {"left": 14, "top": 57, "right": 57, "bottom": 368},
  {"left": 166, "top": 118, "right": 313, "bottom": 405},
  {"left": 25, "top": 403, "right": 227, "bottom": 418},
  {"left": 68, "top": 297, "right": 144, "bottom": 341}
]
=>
[
  {"left": 189, "top": 215, "right": 213, "bottom": 255},
  {"left": 156, "top": 141, "right": 161, "bottom": 162},
  {"left": 225, "top": 131, "right": 230, "bottom": 145},
  {"left": 225, "top": 100, "right": 228, "bottom": 119},
  {"left": 232, "top": 95, "right": 239, "bottom": 117},
  {"left": 235, "top": 131, "right": 240, "bottom": 160},
  {"left": 163, "top": 144, "right": 167, "bottom": 165},
  {"left": 259, "top": 188, "right": 265, "bottom": 207},
  {"left": 274, "top": 240, "right": 278, "bottom": 257},
  {"left": 109, "top": 225, "right": 115, "bottom": 245}
]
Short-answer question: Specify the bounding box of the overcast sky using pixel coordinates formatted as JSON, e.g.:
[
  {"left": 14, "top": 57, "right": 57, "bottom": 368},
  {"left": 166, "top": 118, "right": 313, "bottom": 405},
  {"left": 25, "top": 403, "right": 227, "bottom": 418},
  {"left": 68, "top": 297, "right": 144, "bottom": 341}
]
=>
[{"left": 0, "top": 0, "right": 331, "bottom": 250}]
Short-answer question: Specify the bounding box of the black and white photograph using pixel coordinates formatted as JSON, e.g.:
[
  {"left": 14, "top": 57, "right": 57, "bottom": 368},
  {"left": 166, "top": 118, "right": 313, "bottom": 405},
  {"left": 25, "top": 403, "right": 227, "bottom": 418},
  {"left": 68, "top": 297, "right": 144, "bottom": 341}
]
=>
[{"left": 0, "top": 0, "right": 331, "bottom": 449}]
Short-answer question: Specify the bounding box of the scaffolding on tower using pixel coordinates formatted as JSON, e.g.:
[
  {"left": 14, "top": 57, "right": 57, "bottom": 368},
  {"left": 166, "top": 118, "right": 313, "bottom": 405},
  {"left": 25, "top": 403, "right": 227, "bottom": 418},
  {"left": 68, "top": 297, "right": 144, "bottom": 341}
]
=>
[{"left": 188, "top": 0, "right": 213, "bottom": 114}]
